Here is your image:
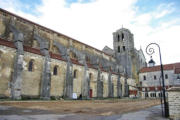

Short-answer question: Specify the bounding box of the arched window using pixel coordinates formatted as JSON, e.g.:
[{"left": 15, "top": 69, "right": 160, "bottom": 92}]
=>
[
  {"left": 118, "top": 46, "right": 120, "bottom": 53},
  {"left": 117, "top": 34, "right": 120, "bottom": 42},
  {"left": 74, "top": 70, "right": 78, "bottom": 78},
  {"left": 143, "top": 75, "right": 146, "bottom": 80},
  {"left": 123, "top": 46, "right": 126, "bottom": 51},
  {"left": 28, "top": 59, "right": 34, "bottom": 72},
  {"left": 53, "top": 66, "right": 58, "bottom": 75},
  {"left": 122, "top": 33, "right": 124, "bottom": 40},
  {"left": 154, "top": 75, "right": 156, "bottom": 80}
]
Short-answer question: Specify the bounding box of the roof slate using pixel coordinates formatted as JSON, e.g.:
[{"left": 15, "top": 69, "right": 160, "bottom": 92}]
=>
[{"left": 140, "top": 63, "right": 180, "bottom": 73}]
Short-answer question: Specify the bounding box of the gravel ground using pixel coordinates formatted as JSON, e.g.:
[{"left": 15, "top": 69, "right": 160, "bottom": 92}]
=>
[
  {"left": 0, "top": 99, "right": 167, "bottom": 120},
  {"left": 0, "top": 99, "right": 160, "bottom": 116},
  {"left": 0, "top": 105, "right": 168, "bottom": 120}
]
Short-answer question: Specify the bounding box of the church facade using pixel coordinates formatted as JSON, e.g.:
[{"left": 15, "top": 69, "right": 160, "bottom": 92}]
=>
[{"left": 0, "top": 8, "right": 146, "bottom": 100}]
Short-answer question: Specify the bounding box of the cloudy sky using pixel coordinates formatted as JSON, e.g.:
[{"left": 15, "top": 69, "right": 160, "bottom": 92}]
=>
[{"left": 0, "top": 0, "right": 180, "bottom": 65}]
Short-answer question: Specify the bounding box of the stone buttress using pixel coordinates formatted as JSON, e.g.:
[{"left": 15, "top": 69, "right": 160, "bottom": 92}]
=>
[
  {"left": 8, "top": 20, "right": 24, "bottom": 100},
  {"left": 34, "top": 34, "right": 51, "bottom": 99}
]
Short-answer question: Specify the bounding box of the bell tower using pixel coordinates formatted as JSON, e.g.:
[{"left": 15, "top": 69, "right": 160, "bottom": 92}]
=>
[
  {"left": 113, "top": 28, "right": 134, "bottom": 54},
  {"left": 113, "top": 28, "right": 134, "bottom": 77}
]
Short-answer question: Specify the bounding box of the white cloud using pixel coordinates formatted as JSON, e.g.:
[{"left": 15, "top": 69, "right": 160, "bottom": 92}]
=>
[
  {"left": 0, "top": 0, "right": 179, "bottom": 64},
  {"left": 153, "top": 3, "right": 175, "bottom": 19}
]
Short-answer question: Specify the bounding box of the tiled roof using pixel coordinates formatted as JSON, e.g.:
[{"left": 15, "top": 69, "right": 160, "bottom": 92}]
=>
[{"left": 140, "top": 62, "right": 180, "bottom": 73}]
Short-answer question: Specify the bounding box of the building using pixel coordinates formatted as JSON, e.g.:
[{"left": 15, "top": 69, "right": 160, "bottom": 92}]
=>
[
  {"left": 139, "top": 59, "right": 180, "bottom": 98},
  {"left": 0, "top": 8, "right": 146, "bottom": 100}
]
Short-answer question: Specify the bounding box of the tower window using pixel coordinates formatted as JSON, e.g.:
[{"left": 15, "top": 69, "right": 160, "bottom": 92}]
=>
[
  {"left": 28, "top": 59, "right": 34, "bottom": 72},
  {"left": 117, "top": 34, "right": 120, "bottom": 42},
  {"left": 122, "top": 33, "right": 124, "bottom": 40},
  {"left": 53, "top": 66, "right": 58, "bottom": 75},
  {"left": 118, "top": 46, "right": 120, "bottom": 53},
  {"left": 123, "top": 46, "right": 126, "bottom": 51}
]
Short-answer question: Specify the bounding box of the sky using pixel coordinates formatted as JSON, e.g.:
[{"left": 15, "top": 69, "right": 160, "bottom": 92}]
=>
[{"left": 0, "top": 0, "right": 180, "bottom": 65}]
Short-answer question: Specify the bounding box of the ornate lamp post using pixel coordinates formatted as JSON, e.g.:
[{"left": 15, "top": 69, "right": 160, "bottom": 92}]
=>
[{"left": 146, "top": 43, "right": 169, "bottom": 118}]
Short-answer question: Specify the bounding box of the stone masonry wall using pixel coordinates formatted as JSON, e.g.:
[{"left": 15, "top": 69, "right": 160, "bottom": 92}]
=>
[
  {"left": 168, "top": 87, "right": 180, "bottom": 119},
  {"left": 21, "top": 52, "right": 43, "bottom": 97},
  {"left": 0, "top": 45, "right": 16, "bottom": 98}
]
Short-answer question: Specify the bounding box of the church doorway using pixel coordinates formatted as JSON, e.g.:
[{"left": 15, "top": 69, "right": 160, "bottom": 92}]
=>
[{"left": 89, "top": 89, "right": 93, "bottom": 98}]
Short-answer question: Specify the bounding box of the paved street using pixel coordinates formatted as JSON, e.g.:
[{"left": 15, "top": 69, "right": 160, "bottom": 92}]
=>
[{"left": 0, "top": 105, "right": 168, "bottom": 120}]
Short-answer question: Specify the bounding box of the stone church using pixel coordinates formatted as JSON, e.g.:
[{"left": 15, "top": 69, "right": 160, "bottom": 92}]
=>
[{"left": 0, "top": 8, "right": 146, "bottom": 100}]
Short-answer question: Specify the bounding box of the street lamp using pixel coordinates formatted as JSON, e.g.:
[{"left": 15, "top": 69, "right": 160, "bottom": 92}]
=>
[{"left": 146, "top": 43, "right": 169, "bottom": 118}]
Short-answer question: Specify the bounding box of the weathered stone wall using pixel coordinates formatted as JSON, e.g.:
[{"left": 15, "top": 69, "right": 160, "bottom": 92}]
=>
[
  {"left": 120, "top": 77, "right": 125, "bottom": 96},
  {"left": 21, "top": 52, "right": 43, "bottom": 97},
  {"left": 72, "top": 64, "right": 84, "bottom": 97},
  {"left": 168, "top": 87, "right": 180, "bottom": 119},
  {"left": 89, "top": 68, "right": 98, "bottom": 97},
  {"left": 112, "top": 75, "right": 118, "bottom": 97},
  {"left": 0, "top": 14, "right": 5, "bottom": 36},
  {"left": 0, "top": 45, "right": 16, "bottom": 98},
  {"left": 50, "top": 59, "right": 66, "bottom": 97},
  {"left": 101, "top": 72, "right": 108, "bottom": 98}
]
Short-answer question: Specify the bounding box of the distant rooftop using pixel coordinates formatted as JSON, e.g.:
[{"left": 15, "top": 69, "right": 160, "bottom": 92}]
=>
[{"left": 140, "top": 62, "right": 180, "bottom": 73}]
